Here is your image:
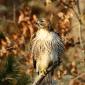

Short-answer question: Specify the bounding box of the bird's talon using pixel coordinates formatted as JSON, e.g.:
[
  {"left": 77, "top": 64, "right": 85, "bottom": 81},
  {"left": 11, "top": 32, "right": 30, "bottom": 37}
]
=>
[{"left": 40, "top": 69, "right": 47, "bottom": 76}]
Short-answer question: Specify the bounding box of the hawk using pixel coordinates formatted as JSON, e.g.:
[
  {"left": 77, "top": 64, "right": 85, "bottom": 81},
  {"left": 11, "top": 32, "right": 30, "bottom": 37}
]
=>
[{"left": 32, "top": 18, "right": 64, "bottom": 75}]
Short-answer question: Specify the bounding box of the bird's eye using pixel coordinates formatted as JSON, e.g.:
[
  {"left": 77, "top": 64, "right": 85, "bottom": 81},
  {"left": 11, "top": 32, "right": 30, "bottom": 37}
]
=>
[
  {"left": 39, "top": 18, "right": 46, "bottom": 23},
  {"left": 41, "top": 19, "right": 45, "bottom": 23}
]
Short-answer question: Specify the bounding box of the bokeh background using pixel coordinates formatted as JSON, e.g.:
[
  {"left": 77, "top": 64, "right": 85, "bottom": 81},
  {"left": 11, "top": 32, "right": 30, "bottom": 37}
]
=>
[{"left": 0, "top": 0, "right": 85, "bottom": 85}]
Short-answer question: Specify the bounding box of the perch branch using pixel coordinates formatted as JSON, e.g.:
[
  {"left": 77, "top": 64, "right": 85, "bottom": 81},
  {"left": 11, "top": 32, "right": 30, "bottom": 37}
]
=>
[{"left": 33, "top": 62, "right": 59, "bottom": 85}]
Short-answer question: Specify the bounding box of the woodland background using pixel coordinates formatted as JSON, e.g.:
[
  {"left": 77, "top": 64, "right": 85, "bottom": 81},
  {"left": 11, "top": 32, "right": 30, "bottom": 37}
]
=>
[{"left": 0, "top": 0, "right": 85, "bottom": 85}]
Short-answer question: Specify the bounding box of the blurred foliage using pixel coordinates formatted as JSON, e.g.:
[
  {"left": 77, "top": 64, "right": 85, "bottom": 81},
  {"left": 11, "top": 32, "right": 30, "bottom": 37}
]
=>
[
  {"left": 0, "top": 0, "right": 85, "bottom": 85},
  {"left": 0, "top": 54, "right": 31, "bottom": 85}
]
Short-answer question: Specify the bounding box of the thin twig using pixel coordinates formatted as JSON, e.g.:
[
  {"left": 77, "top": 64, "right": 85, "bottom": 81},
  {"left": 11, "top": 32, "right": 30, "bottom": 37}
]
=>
[
  {"left": 69, "top": 72, "right": 85, "bottom": 85},
  {"left": 76, "top": 0, "right": 81, "bottom": 14},
  {"left": 61, "top": 0, "right": 85, "bottom": 58},
  {"left": 61, "top": 1, "right": 82, "bottom": 24},
  {"left": 76, "top": 0, "right": 85, "bottom": 59}
]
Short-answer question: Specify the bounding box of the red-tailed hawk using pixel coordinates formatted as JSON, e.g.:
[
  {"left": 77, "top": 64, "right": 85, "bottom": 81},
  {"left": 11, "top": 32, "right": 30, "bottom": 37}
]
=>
[{"left": 32, "top": 18, "right": 64, "bottom": 75}]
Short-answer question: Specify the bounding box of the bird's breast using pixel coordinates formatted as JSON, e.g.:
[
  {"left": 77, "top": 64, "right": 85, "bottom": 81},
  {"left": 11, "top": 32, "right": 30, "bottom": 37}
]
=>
[{"left": 36, "top": 29, "right": 52, "bottom": 41}]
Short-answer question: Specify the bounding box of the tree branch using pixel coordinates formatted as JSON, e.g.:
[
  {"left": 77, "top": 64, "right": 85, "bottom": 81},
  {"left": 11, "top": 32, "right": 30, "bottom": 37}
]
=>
[
  {"left": 61, "top": 0, "right": 85, "bottom": 59},
  {"left": 76, "top": 0, "right": 81, "bottom": 14},
  {"left": 69, "top": 72, "right": 85, "bottom": 85},
  {"left": 33, "top": 62, "right": 59, "bottom": 85},
  {"left": 76, "top": 0, "right": 85, "bottom": 60}
]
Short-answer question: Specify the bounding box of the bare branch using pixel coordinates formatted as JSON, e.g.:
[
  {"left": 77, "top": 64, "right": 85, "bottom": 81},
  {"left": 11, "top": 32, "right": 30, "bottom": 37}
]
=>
[
  {"left": 69, "top": 73, "right": 85, "bottom": 85},
  {"left": 76, "top": 0, "right": 85, "bottom": 59},
  {"left": 61, "top": 0, "right": 85, "bottom": 58},
  {"left": 76, "top": 0, "right": 81, "bottom": 14}
]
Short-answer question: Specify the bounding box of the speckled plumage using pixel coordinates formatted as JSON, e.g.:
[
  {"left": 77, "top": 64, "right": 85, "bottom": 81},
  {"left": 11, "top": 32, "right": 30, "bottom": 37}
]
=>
[{"left": 32, "top": 27, "right": 64, "bottom": 74}]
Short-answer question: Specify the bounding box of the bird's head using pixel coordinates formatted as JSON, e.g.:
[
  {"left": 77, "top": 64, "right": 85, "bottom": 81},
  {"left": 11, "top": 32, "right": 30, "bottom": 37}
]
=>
[
  {"left": 35, "top": 18, "right": 53, "bottom": 31},
  {"left": 35, "top": 18, "right": 61, "bottom": 38}
]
